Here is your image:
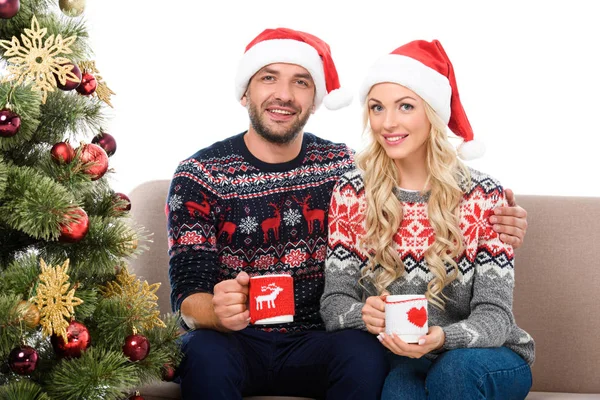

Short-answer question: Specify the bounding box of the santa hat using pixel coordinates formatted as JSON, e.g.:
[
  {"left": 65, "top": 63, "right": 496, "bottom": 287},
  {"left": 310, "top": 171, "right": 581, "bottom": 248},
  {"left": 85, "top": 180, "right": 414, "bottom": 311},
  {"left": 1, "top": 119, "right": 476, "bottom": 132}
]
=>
[
  {"left": 358, "top": 39, "right": 485, "bottom": 160},
  {"left": 234, "top": 28, "right": 352, "bottom": 110}
]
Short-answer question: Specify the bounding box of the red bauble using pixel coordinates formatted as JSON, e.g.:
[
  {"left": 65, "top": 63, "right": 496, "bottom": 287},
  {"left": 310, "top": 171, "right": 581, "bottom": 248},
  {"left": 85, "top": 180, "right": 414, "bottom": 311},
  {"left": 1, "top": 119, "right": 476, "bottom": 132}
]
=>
[
  {"left": 50, "top": 320, "right": 90, "bottom": 358},
  {"left": 91, "top": 132, "right": 116, "bottom": 157},
  {"left": 0, "top": 108, "right": 21, "bottom": 137},
  {"left": 75, "top": 72, "right": 97, "bottom": 95},
  {"left": 51, "top": 141, "right": 76, "bottom": 164},
  {"left": 129, "top": 393, "right": 144, "bottom": 400},
  {"left": 0, "top": 0, "right": 20, "bottom": 19},
  {"left": 114, "top": 192, "right": 131, "bottom": 212},
  {"left": 56, "top": 63, "right": 82, "bottom": 91},
  {"left": 8, "top": 345, "right": 38, "bottom": 375},
  {"left": 161, "top": 363, "right": 176, "bottom": 382},
  {"left": 78, "top": 143, "right": 109, "bottom": 180},
  {"left": 123, "top": 334, "right": 150, "bottom": 361},
  {"left": 58, "top": 207, "right": 89, "bottom": 243}
]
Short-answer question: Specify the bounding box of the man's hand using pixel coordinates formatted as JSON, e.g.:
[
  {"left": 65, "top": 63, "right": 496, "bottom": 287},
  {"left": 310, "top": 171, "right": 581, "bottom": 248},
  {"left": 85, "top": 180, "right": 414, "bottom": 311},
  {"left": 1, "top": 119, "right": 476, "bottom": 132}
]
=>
[
  {"left": 377, "top": 326, "right": 445, "bottom": 358},
  {"left": 491, "top": 188, "right": 528, "bottom": 249},
  {"left": 362, "top": 294, "right": 387, "bottom": 335},
  {"left": 212, "top": 271, "right": 250, "bottom": 331}
]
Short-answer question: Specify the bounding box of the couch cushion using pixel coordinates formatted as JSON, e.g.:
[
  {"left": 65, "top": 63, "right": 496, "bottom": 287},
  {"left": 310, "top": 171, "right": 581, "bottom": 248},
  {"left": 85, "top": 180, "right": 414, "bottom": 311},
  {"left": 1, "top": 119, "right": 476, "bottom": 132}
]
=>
[{"left": 513, "top": 195, "right": 600, "bottom": 394}]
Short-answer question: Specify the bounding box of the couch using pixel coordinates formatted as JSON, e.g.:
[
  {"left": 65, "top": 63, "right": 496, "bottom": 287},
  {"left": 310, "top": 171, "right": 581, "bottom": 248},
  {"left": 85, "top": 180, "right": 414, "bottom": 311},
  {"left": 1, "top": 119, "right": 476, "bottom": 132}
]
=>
[{"left": 127, "top": 180, "right": 600, "bottom": 400}]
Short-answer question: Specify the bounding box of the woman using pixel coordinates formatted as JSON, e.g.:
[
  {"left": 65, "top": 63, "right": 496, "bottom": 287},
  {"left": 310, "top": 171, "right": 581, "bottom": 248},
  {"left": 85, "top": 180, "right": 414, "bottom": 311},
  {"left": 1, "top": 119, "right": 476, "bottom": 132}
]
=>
[{"left": 320, "top": 39, "right": 534, "bottom": 399}]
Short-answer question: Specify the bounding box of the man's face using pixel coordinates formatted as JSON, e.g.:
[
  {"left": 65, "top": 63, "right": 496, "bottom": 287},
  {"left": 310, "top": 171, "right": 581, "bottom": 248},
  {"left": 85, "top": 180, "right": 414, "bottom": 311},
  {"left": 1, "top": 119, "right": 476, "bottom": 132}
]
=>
[{"left": 242, "top": 63, "right": 316, "bottom": 145}]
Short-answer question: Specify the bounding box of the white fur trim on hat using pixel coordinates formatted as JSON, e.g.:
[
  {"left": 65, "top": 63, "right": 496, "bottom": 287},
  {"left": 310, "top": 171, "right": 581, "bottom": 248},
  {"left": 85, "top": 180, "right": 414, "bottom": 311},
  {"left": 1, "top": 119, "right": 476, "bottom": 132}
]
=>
[
  {"left": 359, "top": 54, "right": 452, "bottom": 123},
  {"left": 457, "top": 139, "right": 485, "bottom": 160},
  {"left": 234, "top": 39, "right": 326, "bottom": 107},
  {"left": 323, "top": 87, "right": 353, "bottom": 110}
]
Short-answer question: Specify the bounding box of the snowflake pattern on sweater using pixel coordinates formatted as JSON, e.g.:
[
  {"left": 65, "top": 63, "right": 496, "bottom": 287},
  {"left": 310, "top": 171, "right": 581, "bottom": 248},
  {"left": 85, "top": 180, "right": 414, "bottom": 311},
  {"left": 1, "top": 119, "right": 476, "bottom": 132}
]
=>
[
  {"left": 167, "top": 132, "right": 354, "bottom": 333},
  {"left": 320, "top": 168, "right": 535, "bottom": 365}
]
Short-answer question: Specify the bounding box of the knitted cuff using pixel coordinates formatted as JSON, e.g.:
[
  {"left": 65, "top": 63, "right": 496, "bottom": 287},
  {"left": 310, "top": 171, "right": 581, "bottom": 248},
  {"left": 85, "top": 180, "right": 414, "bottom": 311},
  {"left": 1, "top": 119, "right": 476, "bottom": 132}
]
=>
[
  {"left": 441, "top": 324, "right": 471, "bottom": 350},
  {"left": 338, "top": 302, "right": 367, "bottom": 330}
]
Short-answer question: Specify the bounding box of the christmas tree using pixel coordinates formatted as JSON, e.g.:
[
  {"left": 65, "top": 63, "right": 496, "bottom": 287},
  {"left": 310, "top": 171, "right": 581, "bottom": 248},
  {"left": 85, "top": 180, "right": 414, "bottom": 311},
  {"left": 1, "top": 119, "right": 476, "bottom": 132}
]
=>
[{"left": 0, "top": 1, "right": 181, "bottom": 399}]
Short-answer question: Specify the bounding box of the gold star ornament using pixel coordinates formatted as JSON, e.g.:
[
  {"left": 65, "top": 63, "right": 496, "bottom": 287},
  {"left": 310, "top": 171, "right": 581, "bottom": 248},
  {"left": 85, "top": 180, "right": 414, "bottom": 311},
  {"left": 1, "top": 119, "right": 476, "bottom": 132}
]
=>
[
  {"left": 0, "top": 16, "right": 78, "bottom": 104},
  {"left": 100, "top": 267, "right": 166, "bottom": 330},
  {"left": 31, "top": 259, "right": 83, "bottom": 341}
]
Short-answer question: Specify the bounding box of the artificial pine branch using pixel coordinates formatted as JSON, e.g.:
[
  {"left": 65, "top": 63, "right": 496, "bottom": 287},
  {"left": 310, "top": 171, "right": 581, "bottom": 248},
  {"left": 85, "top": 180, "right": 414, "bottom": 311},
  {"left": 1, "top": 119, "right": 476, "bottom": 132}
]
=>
[
  {"left": 0, "top": 379, "right": 51, "bottom": 400},
  {"left": 0, "top": 294, "right": 23, "bottom": 358},
  {"left": 45, "top": 347, "right": 138, "bottom": 400},
  {"left": 0, "top": 83, "right": 42, "bottom": 152},
  {"left": 35, "top": 90, "right": 106, "bottom": 144},
  {"left": 0, "top": 166, "right": 78, "bottom": 240}
]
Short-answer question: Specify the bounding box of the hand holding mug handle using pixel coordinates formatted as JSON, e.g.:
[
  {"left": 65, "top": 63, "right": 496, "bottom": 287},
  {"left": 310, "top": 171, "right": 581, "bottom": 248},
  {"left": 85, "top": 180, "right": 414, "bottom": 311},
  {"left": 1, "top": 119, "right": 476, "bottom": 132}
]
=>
[
  {"left": 361, "top": 291, "right": 389, "bottom": 335},
  {"left": 212, "top": 271, "right": 250, "bottom": 331}
]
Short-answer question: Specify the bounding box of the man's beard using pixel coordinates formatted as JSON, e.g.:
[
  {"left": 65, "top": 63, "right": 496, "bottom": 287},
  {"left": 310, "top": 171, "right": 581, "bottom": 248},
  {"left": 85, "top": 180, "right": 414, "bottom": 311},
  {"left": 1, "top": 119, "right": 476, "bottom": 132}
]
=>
[{"left": 247, "top": 100, "right": 311, "bottom": 145}]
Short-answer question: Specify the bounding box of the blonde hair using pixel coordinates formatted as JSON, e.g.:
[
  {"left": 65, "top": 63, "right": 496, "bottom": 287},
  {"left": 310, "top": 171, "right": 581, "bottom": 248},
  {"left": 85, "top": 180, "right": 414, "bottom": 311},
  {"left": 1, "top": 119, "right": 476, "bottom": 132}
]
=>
[{"left": 356, "top": 100, "right": 470, "bottom": 310}]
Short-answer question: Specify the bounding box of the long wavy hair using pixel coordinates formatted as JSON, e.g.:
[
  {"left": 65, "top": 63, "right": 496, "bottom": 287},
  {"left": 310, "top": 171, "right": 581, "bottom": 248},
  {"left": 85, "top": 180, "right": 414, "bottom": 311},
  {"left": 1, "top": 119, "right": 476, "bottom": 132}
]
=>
[{"left": 356, "top": 100, "right": 470, "bottom": 310}]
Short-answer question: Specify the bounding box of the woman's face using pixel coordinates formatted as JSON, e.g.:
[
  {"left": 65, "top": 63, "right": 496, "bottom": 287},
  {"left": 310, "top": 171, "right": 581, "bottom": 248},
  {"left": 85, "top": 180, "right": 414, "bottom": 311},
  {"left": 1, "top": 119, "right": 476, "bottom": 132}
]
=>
[{"left": 367, "top": 83, "right": 431, "bottom": 164}]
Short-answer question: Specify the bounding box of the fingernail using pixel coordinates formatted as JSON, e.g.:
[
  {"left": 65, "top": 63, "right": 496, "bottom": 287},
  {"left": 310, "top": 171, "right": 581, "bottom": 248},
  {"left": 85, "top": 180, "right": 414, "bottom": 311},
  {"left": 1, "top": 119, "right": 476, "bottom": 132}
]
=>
[
  {"left": 418, "top": 339, "right": 426, "bottom": 345},
  {"left": 380, "top": 332, "right": 386, "bottom": 340},
  {"left": 377, "top": 334, "right": 383, "bottom": 342},
  {"left": 490, "top": 216, "right": 497, "bottom": 223}
]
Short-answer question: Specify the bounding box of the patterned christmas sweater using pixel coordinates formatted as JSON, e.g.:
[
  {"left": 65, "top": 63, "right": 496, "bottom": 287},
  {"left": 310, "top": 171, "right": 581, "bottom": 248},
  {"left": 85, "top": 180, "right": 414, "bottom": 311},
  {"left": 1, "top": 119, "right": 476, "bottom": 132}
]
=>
[
  {"left": 167, "top": 132, "right": 355, "bottom": 333},
  {"left": 320, "top": 168, "right": 535, "bottom": 365}
]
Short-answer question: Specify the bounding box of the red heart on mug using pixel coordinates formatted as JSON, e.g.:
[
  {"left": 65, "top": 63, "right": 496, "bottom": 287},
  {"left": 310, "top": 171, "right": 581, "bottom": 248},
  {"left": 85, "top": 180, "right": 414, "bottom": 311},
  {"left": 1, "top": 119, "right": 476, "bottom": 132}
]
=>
[{"left": 407, "top": 307, "right": 427, "bottom": 328}]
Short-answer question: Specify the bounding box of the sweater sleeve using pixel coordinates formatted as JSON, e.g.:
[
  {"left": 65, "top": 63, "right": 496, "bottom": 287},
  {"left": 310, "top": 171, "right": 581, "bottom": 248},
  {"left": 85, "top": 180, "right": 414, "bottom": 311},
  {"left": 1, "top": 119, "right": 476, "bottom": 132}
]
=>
[
  {"left": 167, "top": 160, "right": 221, "bottom": 314},
  {"left": 442, "top": 185, "right": 516, "bottom": 350},
  {"left": 320, "top": 177, "right": 369, "bottom": 331}
]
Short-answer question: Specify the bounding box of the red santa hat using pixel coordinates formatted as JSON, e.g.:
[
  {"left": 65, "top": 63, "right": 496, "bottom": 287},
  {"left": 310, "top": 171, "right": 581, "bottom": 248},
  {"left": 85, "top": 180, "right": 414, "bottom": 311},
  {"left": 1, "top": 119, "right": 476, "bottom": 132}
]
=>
[
  {"left": 235, "top": 27, "right": 352, "bottom": 110},
  {"left": 358, "top": 39, "right": 485, "bottom": 160}
]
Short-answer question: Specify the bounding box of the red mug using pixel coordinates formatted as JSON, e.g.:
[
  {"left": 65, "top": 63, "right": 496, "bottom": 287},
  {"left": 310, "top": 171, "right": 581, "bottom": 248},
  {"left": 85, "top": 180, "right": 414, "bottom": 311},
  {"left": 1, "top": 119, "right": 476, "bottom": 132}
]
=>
[{"left": 248, "top": 274, "right": 294, "bottom": 324}]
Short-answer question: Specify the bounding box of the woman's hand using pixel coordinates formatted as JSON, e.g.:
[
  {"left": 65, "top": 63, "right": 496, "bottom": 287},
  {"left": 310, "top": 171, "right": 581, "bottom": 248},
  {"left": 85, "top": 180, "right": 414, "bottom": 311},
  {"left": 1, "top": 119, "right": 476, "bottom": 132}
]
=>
[
  {"left": 362, "top": 294, "right": 387, "bottom": 335},
  {"left": 378, "top": 326, "right": 445, "bottom": 358}
]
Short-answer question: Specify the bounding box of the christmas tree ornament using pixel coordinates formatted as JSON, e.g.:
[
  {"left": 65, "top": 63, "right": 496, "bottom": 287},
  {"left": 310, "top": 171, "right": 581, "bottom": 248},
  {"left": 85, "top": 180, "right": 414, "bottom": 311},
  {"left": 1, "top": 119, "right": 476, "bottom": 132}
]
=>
[
  {"left": 8, "top": 345, "right": 38, "bottom": 375},
  {"left": 91, "top": 132, "right": 116, "bottom": 156},
  {"left": 16, "top": 300, "right": 41, "bottom": 328},
  {"left": 59, "top": 0, "right": 85, "bottom": 17},
  {"left": 0, "top": 16, "right": 78, "bottom": 103},
  {"left": 123, "top": 333, "right": 150, "bottom": 361},
  {"left": 100, "top": 268, "right": 165, "bottom": 331},
  {"left": 58, "top": 207, "right": 89, "bottom": 242},
  {"left": 129, "top": 391, "right": 144, "bottom": 400},
  {"left": 0, "top": 108, "right": 21, "bottom": 138},
  {"left": 75, "top": 72, "right": 97, "bottom": 95},
  {"left": 79, "top": 60, "right": 115, "bottom": 107},
  {"left": 0, "top": 0, "right": 19, "bottom": 19},
  {"left": 78, "top": 143, "right": 109, "bottom": 180},
  {"left": 32, "top": 259, "right": 83, "bottom": 341},
  {"left": 51, "top": 320, "right": 90, "bottom": 358},
  {"left": 161, "top": 363, "right": 176, "bottom": 382},
  {"left": 114, "top": 192, "right": 131, "bottom": 212},
  {"left": 55, "top": 63, "right": 81, "bottom": 91},
  {"left": 51, "top": 141, "right": 75, "bottom": 164}
]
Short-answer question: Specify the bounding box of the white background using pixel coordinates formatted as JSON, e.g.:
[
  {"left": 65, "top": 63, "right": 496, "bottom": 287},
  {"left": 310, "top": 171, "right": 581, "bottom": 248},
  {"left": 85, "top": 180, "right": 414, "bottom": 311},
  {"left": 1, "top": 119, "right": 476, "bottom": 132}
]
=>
[{"left": 76, "top": 0, "right": 599, "bottom": 197}]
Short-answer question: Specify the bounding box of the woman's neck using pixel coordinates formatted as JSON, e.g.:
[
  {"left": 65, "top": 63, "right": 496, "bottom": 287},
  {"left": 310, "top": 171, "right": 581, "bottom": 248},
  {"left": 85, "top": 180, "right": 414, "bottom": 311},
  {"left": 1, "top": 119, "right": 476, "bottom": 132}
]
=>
[{"left": 395, "top": 156, "right": 429, "bottom": 191}]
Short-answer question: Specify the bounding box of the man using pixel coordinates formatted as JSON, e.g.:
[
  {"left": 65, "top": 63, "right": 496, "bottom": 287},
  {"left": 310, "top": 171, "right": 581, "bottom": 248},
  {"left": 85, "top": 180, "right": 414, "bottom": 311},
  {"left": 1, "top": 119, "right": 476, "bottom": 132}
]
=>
[{"left": 166, "top": 27, "right": 528, "bottom": 400}]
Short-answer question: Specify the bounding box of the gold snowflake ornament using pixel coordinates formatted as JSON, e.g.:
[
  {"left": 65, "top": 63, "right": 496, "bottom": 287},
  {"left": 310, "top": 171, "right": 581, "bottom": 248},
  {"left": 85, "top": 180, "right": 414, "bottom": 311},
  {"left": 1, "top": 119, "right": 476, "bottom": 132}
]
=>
[
  {"left": 31, "top": 259, "right": 83, "bottom": 341},
  {"left": 79, "top": 60, "right": 116, "bottom": 107},
  {"left": 100, "top": 267, "right": 166, "bottom": 330},
  {"left": 0, "top": 15, "right": 79, "bottom": 104}
]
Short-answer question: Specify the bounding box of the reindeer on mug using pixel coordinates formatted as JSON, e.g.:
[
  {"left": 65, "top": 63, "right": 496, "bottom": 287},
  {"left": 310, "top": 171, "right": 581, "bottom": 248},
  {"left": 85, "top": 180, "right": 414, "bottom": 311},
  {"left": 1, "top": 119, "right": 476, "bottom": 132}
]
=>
[
  {"left": 292, "top": 194, "right": 325, "bottom": 235},
  {"left": 255, "top": 283, "right": 284, "bottom": 310}
]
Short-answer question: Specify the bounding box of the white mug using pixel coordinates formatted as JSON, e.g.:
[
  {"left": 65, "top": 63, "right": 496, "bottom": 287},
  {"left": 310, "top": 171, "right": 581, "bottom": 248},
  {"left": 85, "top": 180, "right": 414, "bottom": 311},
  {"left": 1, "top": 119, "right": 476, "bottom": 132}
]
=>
[{"left": 385, "top": 294, "right": 428, "bottom": 343}]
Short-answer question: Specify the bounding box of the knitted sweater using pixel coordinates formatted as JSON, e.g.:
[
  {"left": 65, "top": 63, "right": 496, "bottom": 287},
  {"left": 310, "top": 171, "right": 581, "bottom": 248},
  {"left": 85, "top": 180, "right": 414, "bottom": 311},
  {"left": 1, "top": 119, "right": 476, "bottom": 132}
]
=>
[
  {"left": 167, "top": 132, "right": 354, "bottom": 333},
  {"left": 320, "top": 168, "right": 535, "bottom": 365}
]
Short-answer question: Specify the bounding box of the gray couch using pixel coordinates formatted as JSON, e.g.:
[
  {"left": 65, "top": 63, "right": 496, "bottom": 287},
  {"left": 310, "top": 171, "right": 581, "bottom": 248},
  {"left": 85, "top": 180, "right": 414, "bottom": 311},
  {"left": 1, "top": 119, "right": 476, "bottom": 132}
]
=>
[{"left": 127, "top": 180, "right": 600, "bottom": 400}]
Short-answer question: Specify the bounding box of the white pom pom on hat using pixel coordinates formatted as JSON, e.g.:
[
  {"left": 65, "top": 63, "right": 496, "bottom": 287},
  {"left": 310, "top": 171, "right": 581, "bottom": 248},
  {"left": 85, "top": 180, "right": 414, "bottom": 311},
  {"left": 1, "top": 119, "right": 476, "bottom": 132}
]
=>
[
  {"left": 234, "top": 27, "right": 353, "bottom": 111},
  {"left": 358, "top": 39, "right": 485, "bottom": 160}
]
